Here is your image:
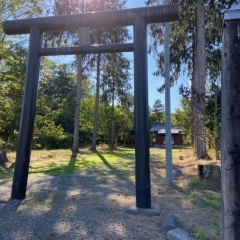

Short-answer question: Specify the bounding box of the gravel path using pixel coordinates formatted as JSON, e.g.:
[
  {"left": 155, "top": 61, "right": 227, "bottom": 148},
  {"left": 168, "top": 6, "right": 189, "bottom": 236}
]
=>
[{"left": 0, "top": 167, "right": 164, "bottom": 240}]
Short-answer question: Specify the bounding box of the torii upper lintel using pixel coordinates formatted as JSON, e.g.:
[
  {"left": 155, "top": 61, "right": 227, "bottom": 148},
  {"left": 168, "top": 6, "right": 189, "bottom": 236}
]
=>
[{"left": 3, "top": 4, "right": 178, "bottom": 35}]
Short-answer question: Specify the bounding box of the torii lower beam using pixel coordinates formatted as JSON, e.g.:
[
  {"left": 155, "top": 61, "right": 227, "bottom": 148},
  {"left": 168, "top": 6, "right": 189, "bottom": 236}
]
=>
[{"left": 39, "top": 43, "right": 134, "bottom": 56}]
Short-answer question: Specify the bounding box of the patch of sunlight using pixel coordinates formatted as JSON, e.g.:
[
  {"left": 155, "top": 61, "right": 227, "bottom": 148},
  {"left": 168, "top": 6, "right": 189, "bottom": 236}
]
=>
[
  {"left": 25, "top": 197, "right": 53, "bottom": 206},
  {"left": 18, "top": 204, "right": 52, "bottom": 216},
  {"left": 107, "top": 222, "right": 127, "bottom": 236},
  {"left": 66, "top": 189, "right": 81, "bottom": 197},
  {"left": 106, "top": 193, "right": 135, "bottom": 207},
  {"left": 54, "top": 221, "right": 71, "bottom": 234}
]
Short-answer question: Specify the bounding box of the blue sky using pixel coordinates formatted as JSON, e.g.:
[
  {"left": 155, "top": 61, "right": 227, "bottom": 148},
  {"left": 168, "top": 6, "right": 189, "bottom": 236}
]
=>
[{"left": 125, "top": 0, "right": 185, "bottom": 112}]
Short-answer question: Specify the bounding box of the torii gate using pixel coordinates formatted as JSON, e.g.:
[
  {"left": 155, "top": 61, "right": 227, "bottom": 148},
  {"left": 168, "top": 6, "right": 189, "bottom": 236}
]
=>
[{"left": 3, "top": 4, "right": 179, "bottom": 208}]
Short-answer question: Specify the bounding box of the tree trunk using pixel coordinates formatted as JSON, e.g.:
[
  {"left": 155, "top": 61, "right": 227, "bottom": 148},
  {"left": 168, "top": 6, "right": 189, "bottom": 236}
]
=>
[
  {"left": 214, "top": 85, "right": 220, "bottom": 160},
  {"left": 0, "top": 151, "right": 8, "bottom": 166},
  {"left": 71, "top": 54, "right": 82, "bottom": 158},
  {"left": 108, "top": 133, "right": 111, "bottom": 149},
  {"left": 90, "top": 53, "right": 101, "bottom": 152},
  {"left": 196, "top": 0, "right": 208, "bottom": 159},
  {"left": 192, "top": 25, "right": 197, "bottom": 153},
  {"left": 123, "top": 134, "right": 126, "bottom": 146},
  {"left": 110, "top": 80, "right": 115, "bottom": 150},
  {"left": 114, "top": 133, "right": 118, "bottom": 148},
  {"left": 221, "top": 19, "right": 240, "bottom": 239}
]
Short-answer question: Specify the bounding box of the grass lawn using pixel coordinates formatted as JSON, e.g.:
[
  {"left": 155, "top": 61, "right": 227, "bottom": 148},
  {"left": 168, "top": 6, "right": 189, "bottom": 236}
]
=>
[{"left": 0, "top": 147, "right": 137, "bottom": 183}]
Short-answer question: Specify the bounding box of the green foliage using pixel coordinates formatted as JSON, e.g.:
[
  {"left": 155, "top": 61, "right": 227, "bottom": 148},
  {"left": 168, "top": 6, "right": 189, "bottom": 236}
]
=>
[
  {"left": 97, "top": 103, "right": 133, "bottom": 144},
  {"left": 99, "top": 104, "right": 112, "bottom": 138},
  {"left": 81, "top": 96, "right": 133, "bottom": 146},
  {"left": 149, "top": 99, "right": 164, "bottom": 124},
  {"left": 0, "top": 44, "right": 27, "bottom": 148},
  {"left": 190, "top": 178, "right": 207, "bottom": 190},
  {"left": 192, "top": 229, "right": 205, "bottom": 240},
  {"left": 185, "top": 192, "right": 221, "bottom": 209},
  {"left": 52, "top": 0, "right": 130, "bottom": 46},
  {"left": 206, "top": 194, "right": 221, "bottom": 209},
  {"left": 205, "top": 83, "right": 221, "bottom": 149},
  {"left": 0, "top": 0, "right": 49, "bottom": 52},
  {"left": 25, "top": 197, "right": 53, "bottom": 206},
  {"left": 0, "top": 0, "right": 135, "bottom": 150},
  {"left": 146, "top": 0, "right": 237, "bottom": 87},
  {"left": 0, "top": 47, "right": 134, "bottom": 149},
  {"left": 39, "top": 63, "right": 75, "bottom": 100},
  {"left": 114, "top": 106, "right": 133, "bottom": 139},
  {"left": 33, "top": 119, "right": 66, "bottom": 149},
  {"left": 101, "top": 53, "right": 132, "bottom": 106},
  {"left": 80, "top": 96, "right": 95, "bottom": 133},
  {"left": 172, "top": 98, "right": 191, "bottom": 145}
]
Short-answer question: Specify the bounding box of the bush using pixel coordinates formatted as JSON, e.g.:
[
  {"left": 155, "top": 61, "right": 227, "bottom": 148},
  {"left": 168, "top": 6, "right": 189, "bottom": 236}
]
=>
[{"left": 33, "top": 122, "right": 67, "bottom": 149}]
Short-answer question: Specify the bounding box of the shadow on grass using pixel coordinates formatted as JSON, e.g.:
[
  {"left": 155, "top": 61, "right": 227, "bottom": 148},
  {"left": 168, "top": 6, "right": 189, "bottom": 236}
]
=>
[
  {"left": 28, "top": 156, "right": 93, "bottom": 176},
  {"left": 103, "top": 150, "right": 135, "bottom": 159},
  {"left": 0, "top": 165, "right": 15, "bottom": 186},
  {"left": 95, "top": 151, "right": 116, "bottom": 170},
  {"left": 95, "top": 151, "right": 133, "bottom": 179},
  {"left": 67, "top": 156, "right": 77, "bottom": 173}
]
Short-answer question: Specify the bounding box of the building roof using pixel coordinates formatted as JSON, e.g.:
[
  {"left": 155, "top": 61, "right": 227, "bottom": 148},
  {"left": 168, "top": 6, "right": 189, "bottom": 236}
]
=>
[{"left": 151, "top": 123, "right": 182, "bottom": 134}]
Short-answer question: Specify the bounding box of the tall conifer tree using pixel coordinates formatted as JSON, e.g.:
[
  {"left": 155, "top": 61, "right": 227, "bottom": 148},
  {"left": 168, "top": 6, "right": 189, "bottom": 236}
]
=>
[{"left": 146, "top": 0, "right": 237, "bottom": 158}]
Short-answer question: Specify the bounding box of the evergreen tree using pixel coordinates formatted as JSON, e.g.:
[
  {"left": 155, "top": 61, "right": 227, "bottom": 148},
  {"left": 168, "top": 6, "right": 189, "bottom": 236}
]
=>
[
  {"left": 101, "top": 52, "right": 131, "bottom": 149},
  {"left": 146, "top": 0, "right": 237, "bottom": 158},
  {"left": 172, "top": 98, "right": 191, "bottom": 146},
  {"left": 205, "top": 81, "right": 221, "bottom": 159},
  {"left": 151, "top": 99, "right": 165, "bottom": 123}
]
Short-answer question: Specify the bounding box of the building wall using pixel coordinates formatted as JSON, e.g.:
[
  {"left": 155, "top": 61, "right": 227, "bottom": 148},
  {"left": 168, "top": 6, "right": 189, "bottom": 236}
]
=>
[
  {"left": 155, "top": 133, "right": 183, "bottom": 146},
  {"left": 155, "top": 133, "right": 164, "bottom": 145},
  {"left": 173, "top": 134, "right": 183, "bottom": 145}
]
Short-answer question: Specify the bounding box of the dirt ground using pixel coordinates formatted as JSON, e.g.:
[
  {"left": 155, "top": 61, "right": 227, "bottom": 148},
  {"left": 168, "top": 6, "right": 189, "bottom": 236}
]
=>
[{"left": 152, "top": 148, "right": 221, "bottom": 239}]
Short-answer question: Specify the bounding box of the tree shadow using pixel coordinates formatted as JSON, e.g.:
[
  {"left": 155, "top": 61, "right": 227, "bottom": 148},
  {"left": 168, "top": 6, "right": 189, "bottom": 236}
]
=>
[
  {"left": 67, "top": 156, "right": 77, "bottom": 173},
  {"left": 101, "top": 150, "right": 135, "bottom": 159},
  {"left": 0, "top": 199, "right": 21, "bottom": 225},
  {"left": 28, "top": 156, "right": 95, "bottom": 176},
  {"left": 1, "top": 160, "right": 139, "bottom": 239},
  {"left": 0, "top": 150, "right": 172, "bottom": 239},
  {"left": 95, "top": 151, "right": 134, "bottom": 179},
  {"left": 95, "top": 151, "right": 115, "bottom": 171}
]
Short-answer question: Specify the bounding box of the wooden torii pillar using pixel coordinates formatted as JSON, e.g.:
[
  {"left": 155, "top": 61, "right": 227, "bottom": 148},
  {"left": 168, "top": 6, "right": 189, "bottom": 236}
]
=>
[{"left": 222, "top": 4, "right": 240, "bottom": 239}]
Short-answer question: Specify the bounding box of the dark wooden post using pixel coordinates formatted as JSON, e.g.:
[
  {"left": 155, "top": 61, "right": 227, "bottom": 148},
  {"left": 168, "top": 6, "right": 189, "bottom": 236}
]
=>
[
  {"left": 134, "top": 16, "right": 151, "bottom": 208},
  {"left": 221, "top": 5, "right": 240, "bottom": 239},
  {"left": 11, "top": 27, "right": 42, "bottom": 199}
]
